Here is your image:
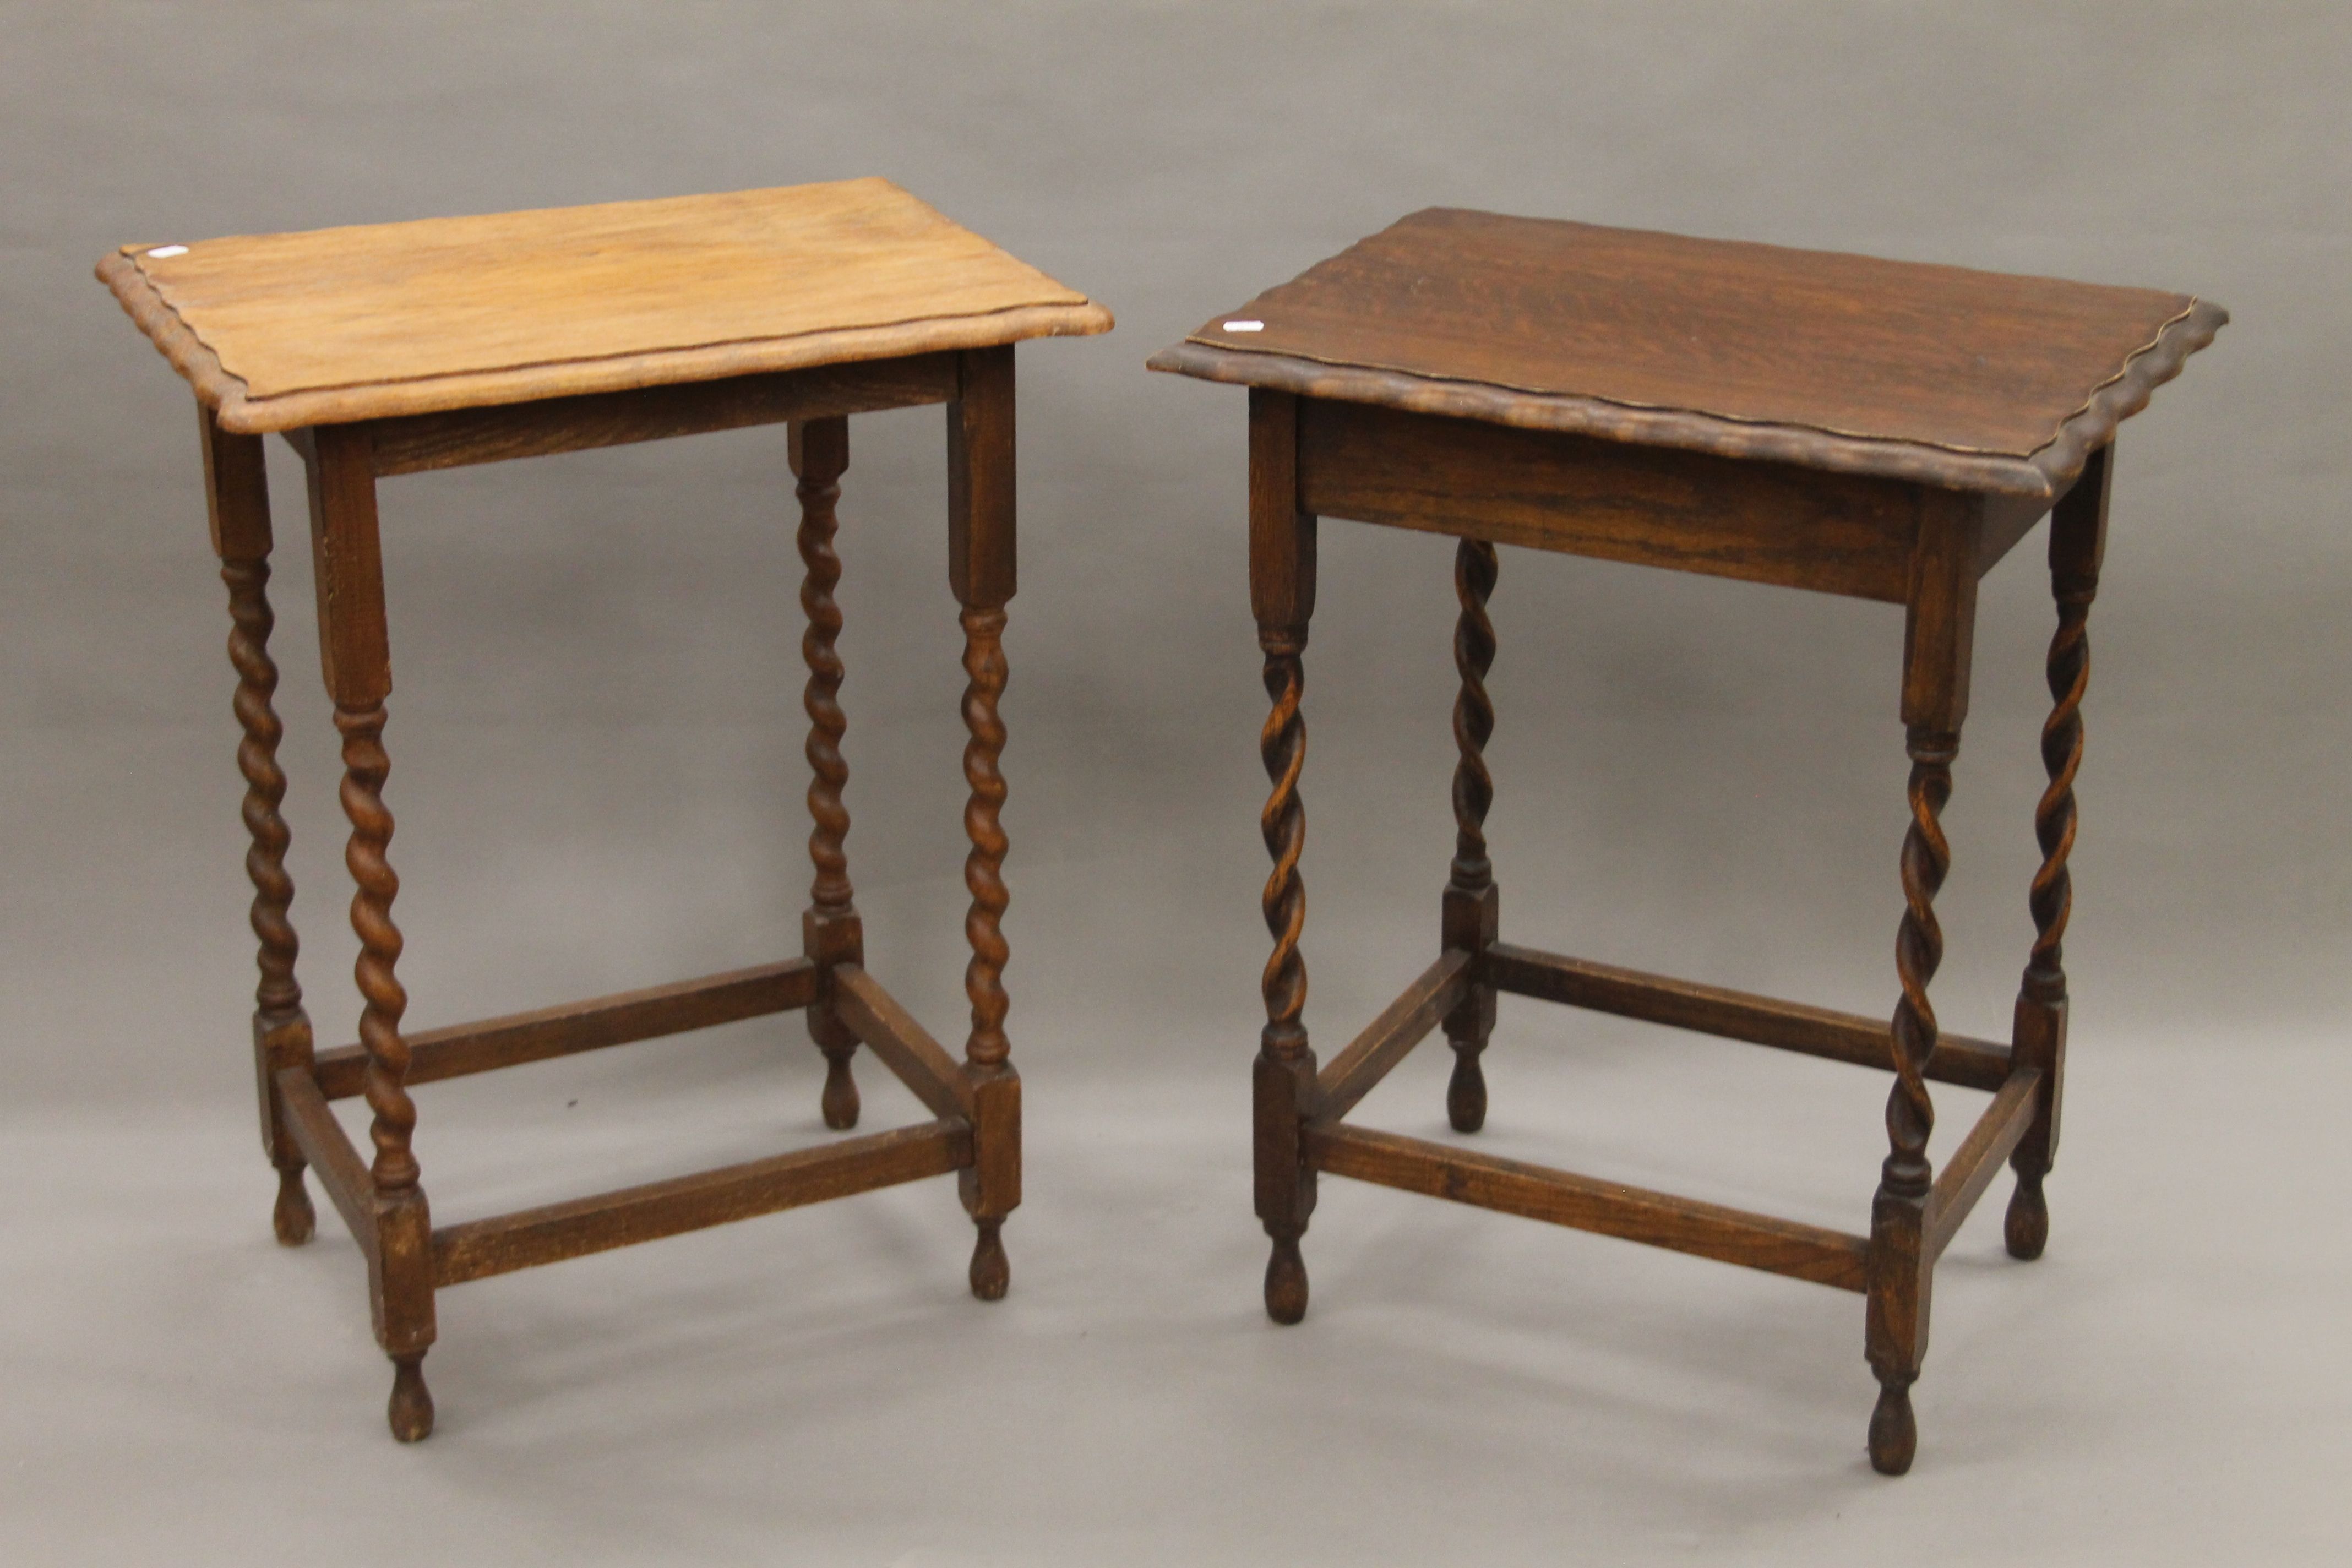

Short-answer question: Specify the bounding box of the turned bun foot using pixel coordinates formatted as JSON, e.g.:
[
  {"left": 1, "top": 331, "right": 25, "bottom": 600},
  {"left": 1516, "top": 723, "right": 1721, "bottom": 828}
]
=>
[
  {"left": 272, "top": 1167, "right": 315, "bottom": 1246},
  {"left": 968, "top": 1218, "right": 1009, "bottom": 1301},
  {"left": 2005, "top": 1171, "right": 2049, "bottom": 1260},
  {"left": 1446, "top": 1048, "right": 1488, "bottom": 1133},
  {"left": 819, "top": 1052, "right": 860, "bottom": 1131},
  {"left": 1264, "top": 1235, "right": 1309, "bottom": 1325},
  {"left": 1868, "top": 1380, "right": 1917, "bottom": 1476},
  {"left": 388, "top": 1353, "right": 434, "bottom": 1442}
]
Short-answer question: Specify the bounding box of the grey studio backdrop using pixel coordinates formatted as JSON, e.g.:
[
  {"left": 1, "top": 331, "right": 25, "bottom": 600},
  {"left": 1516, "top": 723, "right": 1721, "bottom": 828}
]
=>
[{"left": 4, "top": 3, "right": 2346, "bottom": 1565}]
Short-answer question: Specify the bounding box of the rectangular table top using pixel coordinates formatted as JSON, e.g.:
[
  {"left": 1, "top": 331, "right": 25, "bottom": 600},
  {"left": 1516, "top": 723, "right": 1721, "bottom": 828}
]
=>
[
  {"left": 100, "top": 177, "right": 1113, "bottom": 433},
  {"left": 1150, "top": 209, "right": 2222, "bottom": 497}
]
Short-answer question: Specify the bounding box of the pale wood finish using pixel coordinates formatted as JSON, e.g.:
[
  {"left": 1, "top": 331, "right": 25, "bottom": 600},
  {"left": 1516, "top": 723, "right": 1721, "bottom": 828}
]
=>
[
  {"left": 99, "top": 177, "right": 1110, "bottom": 432},
  {"left": 110, "top": 185, "right": 1076, "bottom": 1440}
]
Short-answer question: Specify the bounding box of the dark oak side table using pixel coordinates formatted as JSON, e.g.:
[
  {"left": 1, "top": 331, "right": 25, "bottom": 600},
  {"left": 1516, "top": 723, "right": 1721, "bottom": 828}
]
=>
[
  {"left": 1150, "top": 209, "right": 2222, "bottom": 1473},
  {"left": 99, "top": 178, "right": 1110, "bottom": 1439}
]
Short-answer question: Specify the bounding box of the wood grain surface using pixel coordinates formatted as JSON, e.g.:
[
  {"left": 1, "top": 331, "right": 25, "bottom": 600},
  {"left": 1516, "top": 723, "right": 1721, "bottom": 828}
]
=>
[
  {"left": 310, "top": 959, "right": 819, "bottom": 1100},
  {"left": 430, "top": 1119, "right": 972, "bottom": 1287},
  {"left": 99, "top": 178, "right": 1112, "bottom": 432},
  {"left": 1151, "top": 208, "right": 2223, "bottom": 496},
  {"left": 1305, "top": 1122, "right": 1869, "bottom": 1292},
  {"left": 1297, "top": 398, "right": 1928, "bottom": 600},
  {"left": 1480, "top": 942, "right": 2012, "bottom": 1091}
]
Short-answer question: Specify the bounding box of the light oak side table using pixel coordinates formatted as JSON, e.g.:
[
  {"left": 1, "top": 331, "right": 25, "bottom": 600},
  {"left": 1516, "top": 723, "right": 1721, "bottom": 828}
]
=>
[{"left": 100, "top": 177, "right": 1110, "bottom": 1439}]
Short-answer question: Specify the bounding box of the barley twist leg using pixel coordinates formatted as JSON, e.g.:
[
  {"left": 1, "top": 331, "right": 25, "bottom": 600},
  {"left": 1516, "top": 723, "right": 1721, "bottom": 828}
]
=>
[
  {"left": 1867, "top": 726, "right": 1957, "bottom": 1475},
  {"left": 1442, "top": 539, "right": 1500, "bottom": 1132},
  {"left": 2006, "top": 558, "right": 2095, "bottom": 1259},
  {"left": 1257, "top": 633, "right": 1315, "bottom": 1321},
  {"left": 224, "top": 557, "right": 318, "bottom": 1244},
  {"left": 959, "top": 607, "right": 1014, "bottom": 1298},
  {"left": 334, "top": 703, "right": 433, "bottom": 1440},
  {"left": 792, "top": 419, "right": 862, "bottom": 1130}
]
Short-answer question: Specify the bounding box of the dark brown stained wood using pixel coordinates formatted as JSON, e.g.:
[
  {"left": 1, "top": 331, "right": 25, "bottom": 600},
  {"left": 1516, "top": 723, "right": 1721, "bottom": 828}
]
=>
[
  {"left": 1150, "top": 208, "right": 2224, "bottom": 497},
  {"left": 1306, "top": 1123, "right": 1868, "bottom": 1292},
  {"left": 365, "top": 353, "right": 959, "bottom": 476},
  {"left": 948, "top": 345, "right": 1016, "bottom": 607},
  {"left": 1481, "top": 943, "right": 2011, "bottom": 1091},
  {"left": 311, "top": 959, "right": 820, "bottom": 1101},
  {"left": 277, "top": 1067, "right": 377, "bottom": 1254},
  {"left": 1974, "top": 489, "right": 2057, "bottom": 580},
  {"left": 1312, "top": 950, "right": 1472, "bottom": 1120},
  {"left": 1902, "top": 495, "right": 1984, "bottom": 732},
  {"left": 1441, "top": 537, "right": 1502, "bottom": 1132},
  {"left": 1925, "top": 1069, "right": 2043, "bottom": 1261},
  {"left": 832, "top": 964, "right": 976, "bottom": 1119},
  {"left": 205, "top": 400, "right": 321, "bottom": 1246},
  {"left": 301, "top": 423, "right": 390, "bottom": 709},
  {"left": 1180, "top": 211, "right": 2220, "bottom": 1474},
  {"left": 2003, "top": 441, "right": 2110, "bottom": 1265},
  {"left": 432, "top": 1119, "right": 972, "bottom": 1286},
  {"left": 1249, "top": 379, "right": 1319, "bottom": 1324},
  {"left": 1249, "top": 389, "right": 1317, "bottom": 627},
  {"left": 1297, "top": 399, "right": 1924, "bottom": 601},
  {"left": 962, "top": 1069, "right": 1022, "bottom": 1228}
]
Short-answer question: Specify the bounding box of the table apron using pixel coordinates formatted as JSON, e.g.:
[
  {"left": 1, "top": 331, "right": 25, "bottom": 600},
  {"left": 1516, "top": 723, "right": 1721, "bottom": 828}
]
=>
[{"left": 1294, "top": 396, "right": 1968, "bottom": 603}]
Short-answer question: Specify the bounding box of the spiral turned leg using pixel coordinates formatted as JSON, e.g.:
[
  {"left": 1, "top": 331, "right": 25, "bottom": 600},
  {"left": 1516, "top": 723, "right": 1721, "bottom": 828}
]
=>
[
  {"left": 958, "top": 607, "right": 1016, "bottom": 1299},
  {"left": 1442, "top": 539, "right": 1500, "bottom": 1133},
  {"left": 1257, "top": 633, "right": 1316, "bottom": 1324},
  {"left": 792, "top": 418, "right": 863, "bottom": 1131},
  {"left": 222, "top": 556, "right": 318, "bottom": 1245},
  {"left": 1867, "top": 726, "right": 1957, "bottom": 1476},
  {"left": 2010, "top": 559, "right": 2097, "bottom": 1261},
  {"left": 335, "top": 702, "right": 435, "bottom": 1438}
]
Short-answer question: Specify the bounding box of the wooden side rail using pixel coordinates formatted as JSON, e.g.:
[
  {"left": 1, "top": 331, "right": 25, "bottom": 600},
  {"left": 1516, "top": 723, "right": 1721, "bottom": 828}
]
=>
[
  {"left": 831, "top": 965, "right": 975, "bottom": 1119},
  {"left": 1481, "top": 942, "right": 2011, "bottom": 1091},
  {"left": 314, "top": 959, "right": 820, "bottom": 1100},
  {"left": 1304, "top": 1121, "right": 1870, "bottom": 1291},
  {"left": 1924, "top": 1068, "right": 2043, "bottom": 1261},
  {"left": 1313, "top": 950, "right": 1473, "bottom": 1120},
  {"left": 431, "top": 1118, "right": 973, "bottom": 1287},
  {"left": 361, "top": 353, "right": 962, "bottom": 476},
  {"left": 276, "top": 1066, "right": 377, "bottom": 1254}
]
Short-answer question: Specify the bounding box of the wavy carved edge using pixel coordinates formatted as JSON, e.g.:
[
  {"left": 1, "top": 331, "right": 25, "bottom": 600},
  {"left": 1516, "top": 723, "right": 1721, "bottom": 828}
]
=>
[
  {"left": 98, "top": 249, "right": 1113, "bottom": 435},
  {"left": 1147, "top": 300, "right": 2224, "bottom": 498}
]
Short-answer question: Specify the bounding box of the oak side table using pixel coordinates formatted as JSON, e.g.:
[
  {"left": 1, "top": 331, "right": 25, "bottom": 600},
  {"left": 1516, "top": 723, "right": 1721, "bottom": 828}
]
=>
[
  {"left": 99, "top": 178, "right": 1110, "bottom": 1439},
  {"left": 1149, "top": 209, "right": 2223, "bottom": 1473}
]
